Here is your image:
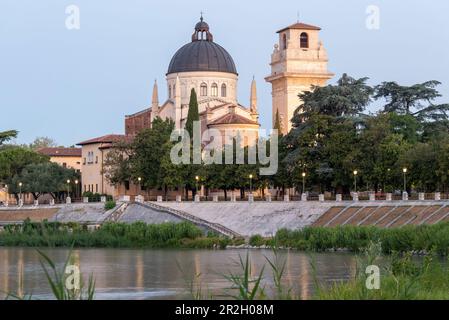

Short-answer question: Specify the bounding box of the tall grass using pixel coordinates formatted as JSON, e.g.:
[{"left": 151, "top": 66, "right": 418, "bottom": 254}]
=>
[
  {"left": 271, "top": 222, "right": 449, "bottom": 255},
  {"left": 0, "top": 219, "right": 224, "bottom": 249}
]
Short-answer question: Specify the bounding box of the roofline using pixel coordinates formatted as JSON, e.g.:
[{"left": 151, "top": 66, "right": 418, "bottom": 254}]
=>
[{"left": 276, "top": 23, "right": 321, "bottom": 33}]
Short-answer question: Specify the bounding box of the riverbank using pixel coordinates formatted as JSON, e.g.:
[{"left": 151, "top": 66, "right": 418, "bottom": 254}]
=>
[
  {"left": 2, "top": 220, "right": 449, "bottom": 255},
  {"left": 0, "top": 220, "right": 237, "bottom": 249}
]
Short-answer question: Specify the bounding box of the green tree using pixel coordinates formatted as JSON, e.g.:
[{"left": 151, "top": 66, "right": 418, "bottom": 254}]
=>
[
  {"left": 0, "top": 130, "right": 18, "bottom": 146},
  {"left": 9, "top": 162, "right": 79, "bottom": 199},
  {"left": 29, "top": 136, "right": 58, "bottom": 150}
]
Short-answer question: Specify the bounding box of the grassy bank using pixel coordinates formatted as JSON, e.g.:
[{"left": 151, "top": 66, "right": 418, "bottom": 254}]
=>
[
  {"left": 0, "top": 220, "right": 237, "bottom": 249},
  {"left": 255, "top": 222, "right": 449, "bottom": 255}
]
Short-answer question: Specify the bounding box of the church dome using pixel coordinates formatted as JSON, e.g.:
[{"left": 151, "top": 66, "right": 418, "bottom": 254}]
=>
[{"left": 167, "top": 17, "right": 237, "bottom": 75}]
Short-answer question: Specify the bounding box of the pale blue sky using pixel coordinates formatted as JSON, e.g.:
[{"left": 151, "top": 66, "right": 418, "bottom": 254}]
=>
[{"left": 1, "top": 0, "right": 448, "bottom": 146}]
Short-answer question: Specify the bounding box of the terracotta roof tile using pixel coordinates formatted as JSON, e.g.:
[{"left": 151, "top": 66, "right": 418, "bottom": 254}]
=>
[
  {"left": 77, "top": 134, "right": 132, "bottom": 146},
  {"left": 277, "top": 22, "right": 321, "bottom": 33},
  {"left": 208, "top": 113, "right": 259, "bottom": 126},
  {"left": 37, "top": 147, "right": 82, "bottom": 157}
]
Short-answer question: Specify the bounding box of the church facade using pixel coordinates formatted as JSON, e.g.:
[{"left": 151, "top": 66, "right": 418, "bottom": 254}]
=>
[{"left": 77, "top": 17, "right": 333, "bottom": 198}]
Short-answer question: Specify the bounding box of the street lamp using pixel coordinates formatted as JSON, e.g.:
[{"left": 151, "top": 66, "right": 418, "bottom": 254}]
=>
[
  {"left": 195, "top": 176, "right": 199, "bottom": 196},
  {"left": 403, "top": 168, "right": 408, "bottom": 192},
  {"left": 74, "top": 180, "right": 79, "bottom": 199},
  {"left": 249, "top": 174, "right": 253, "bottom": 194},
  {"left": 18, "top": 182, "right": 23, "bottom": 201},
  {"left": 353, "top": 170, "right": 358, "bottom": 193},
  {"left": 66, "top": 179, "right": 71, "bottom": 199},
  {"left": 301, "top": 172, "right": 306, "bottom": 194}
]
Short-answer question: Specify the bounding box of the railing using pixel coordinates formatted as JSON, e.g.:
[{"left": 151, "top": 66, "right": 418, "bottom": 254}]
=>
[
  {"left": 138, "top": 202, "right": 241, "bottom": 238},
  {"left": 103, "top": 202, "right": 128, "bottom": 222}
]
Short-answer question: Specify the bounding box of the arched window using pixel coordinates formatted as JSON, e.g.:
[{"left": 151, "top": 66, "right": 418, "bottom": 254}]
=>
[
  {"left": 282, "top": 34, "right": 287, "bottom": 50},
  {"left": 168, "top": 85, "right": 172, "bottom": 98},
  {"left": 211, "top": 83, "right": 218, "bottom": 96},
  {"left": 300, "top": 32, "right": 309, "bottom": 48},
  {"left": 200, "top": 82, "right": 207, "bottom": 96},
  {"left": 221, "top": 84, "right": 227, "bottom": 97}
]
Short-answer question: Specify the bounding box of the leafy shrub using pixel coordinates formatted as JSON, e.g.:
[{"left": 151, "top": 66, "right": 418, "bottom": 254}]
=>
[
  {"left": 104, "top": 200, "right": 116, "bottom": 211},
  {"left": 249, "top": 234, "right": 265, "bottom": 247}
]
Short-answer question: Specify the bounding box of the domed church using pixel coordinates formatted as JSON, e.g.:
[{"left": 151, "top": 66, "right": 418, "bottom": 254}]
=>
[{"left": 124, "top": 16, "right": 260, "bottom": 139}]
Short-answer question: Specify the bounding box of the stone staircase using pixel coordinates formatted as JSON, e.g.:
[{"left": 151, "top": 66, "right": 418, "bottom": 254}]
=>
[{"left": 137, "top": 202, "right": 241, "bottom": 238}]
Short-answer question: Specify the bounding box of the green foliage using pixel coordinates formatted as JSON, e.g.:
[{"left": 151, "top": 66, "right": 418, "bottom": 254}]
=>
[
  {"left": 316, "top": 249, "right": 449, "bottom": 300},
  {"left": 104, "top": 200, "right": 116, "bottom": 211},
  {"left": 0, "top": 220, "right": 234, "bottom": 249},
  {"left": 273, "top": 223, "right": 449, "bottom": 255},
  {"left": 9, "top": 162, "right": 79, "bottom": 198},
  {"left": 249, "top": 234, "right": 265, "bottom": 247},
  {"left": 36, "top": 248, "right": 95, "bottom": 300},
  {"left": 185, "top": 88, "right": 199, "bottom": 138},
  {"left": 0, "top": 130, "right": 18, "bottom": 146},
  {"left": 223, "top": 252, "right": 265, "bottom": 300}
]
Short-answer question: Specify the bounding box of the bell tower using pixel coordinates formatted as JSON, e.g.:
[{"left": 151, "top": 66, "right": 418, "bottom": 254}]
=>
[{"left": 265, "top": 22, "right": 334, "bottom": 135}]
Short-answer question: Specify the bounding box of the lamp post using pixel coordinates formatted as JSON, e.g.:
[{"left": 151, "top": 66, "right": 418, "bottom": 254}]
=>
[
  {"left": 403, "top": 168, "right": 407, "bottom": 192},
  {"left": 249, "top": 174, "right": 253, "bottom": 194},
  {"left": 66, "top": 179, "right": 71, "bottom": 199},
  {"left": 74, "top": 180, "right": 79, "bottom": 199},
  {"left": 353, "top": 170, "right": 358, "bottom": 193},
  {"left": 18, "top": 182, "right": 22, "bottom": 202},
  {"left": 195, "top": 176, "right": 199, "bottom": 196},
  {"left": 137, "top": 177, "right": 142, "bottom": 192},
  {"left": 302, "top": 172, "right": 306, "bottom": 194}
]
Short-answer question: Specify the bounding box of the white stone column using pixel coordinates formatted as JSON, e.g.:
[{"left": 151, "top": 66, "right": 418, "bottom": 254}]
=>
[
  {"left": 33, "top": 200, "right": 39, "bottom": 206},
  {"left": 157, "top": 195, "right": 163, "bottom": 202},
  {"left": 284, "top": 194, "right": 290, "bottom": 202},
  {"left": 83, "top": 197, "right": 89, "bottom": 203},
  {"left": 49, "top": 199, "right": 55, "bottom": 206},
  {"left": 176, "top": 195, "right": 182, "bottom": 202},
  {"left": 212, "top": 195, "right": 218, "bottom": 202},
  {"left": 230, "top": 193, "right": 236, "bottom": 202},
  {"left": 248, "top": 193, "right": 254, "bottom": 202},
  {"left": 369, "top": 193, "right": 375, "bottom": 201},
  {"left": 352, "top": 192, "right": 359, "bottom": 202},
  {"left": 18, "top": 199, "right": 23, "bottom": 207},
  {"left": 386, "top": 193, "right": 392, "bottom": 201},
  {"left": 265, "top": 194, "right": 272, "bottom": 202},
  {"left": 418, "top": 193, "right": 425, "bottom": 201},
  {"left": 101, "top": 196, "right": 106, "bottom": 203},
  {"left": 335, "top": 194, "right": 342, "bottom": 202},
  {"left": 318, "top": 194, "right": 325, "bottom": 202},
  {"left": 301, "top": 193, "right": 308, "bottom": 202},
  {"left": 194, "top": 194, "right": 200, "bottom": 202},
  {"left": 66, "top": 197, "right": 71, "bottom": 204},
  {"left": 435, "top": 192, "right": 441, "bottom": 201},
  {"left": 402, "top": 192, "right": 408, "bottom": 201}
]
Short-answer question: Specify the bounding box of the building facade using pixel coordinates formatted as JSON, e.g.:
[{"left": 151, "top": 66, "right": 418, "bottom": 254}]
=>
[
  {"left": 78, "top": 18, "right": 333, "bottom": 199},
  {"left": 37, "top": 147, "right": 82, "bottom": 172},
  {"left": 265, "top": 22, "right": 334, "bottom": 135}
]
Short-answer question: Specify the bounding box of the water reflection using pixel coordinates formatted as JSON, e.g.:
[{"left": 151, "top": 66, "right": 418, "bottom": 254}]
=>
[{"left": 0, "top": 248, "right": 357, "bottom": 300}]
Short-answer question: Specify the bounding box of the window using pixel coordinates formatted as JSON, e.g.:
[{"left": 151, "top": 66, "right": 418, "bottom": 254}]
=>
[
  {"left": 221, "top": 84, "right": 227, "bottom": 97},
  {"left": 168, "top": 85, "right": 172, "bottom": 98},
  {"left": 96, "top": 184, "right": 98, "bottom": 193},
  {"left": 200, "top": 83, "right": 207, "bottom": 96},
  {"left": 87, "top": 151, "right": 94, "bottom": 164},
  {"left": 95, "top": 156, "right": 98, "bottom": 164},
  {"left": 84, "top": 185, "right": 86, "bottom": 192},
  {"left": 83, "top": 158, "right": 86, "bottom": 165},
  {"left": 282, "top": 34, "right": 287, "bottom": 50},
  {"left": 211, "top": 83, "right": 218, "bottom": 96},
  {"left": 300, "top": 32, "right": 309, "bottom": 48},
  {"left": 62, "top": 163, "right": 67, "bottom": 168}
]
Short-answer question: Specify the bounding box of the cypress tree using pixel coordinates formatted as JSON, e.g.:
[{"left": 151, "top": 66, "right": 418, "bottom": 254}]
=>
[
  {"left": 274, "top": 109, "right": 282, "bottom": 135},
  {"left": 185, "top": 88, "right": 199, "bottom": 138}
]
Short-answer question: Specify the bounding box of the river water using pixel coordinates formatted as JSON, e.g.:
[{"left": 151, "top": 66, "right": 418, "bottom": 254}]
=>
[{"left": 0, "top": 248, "right": 358, "bottom": 300}]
